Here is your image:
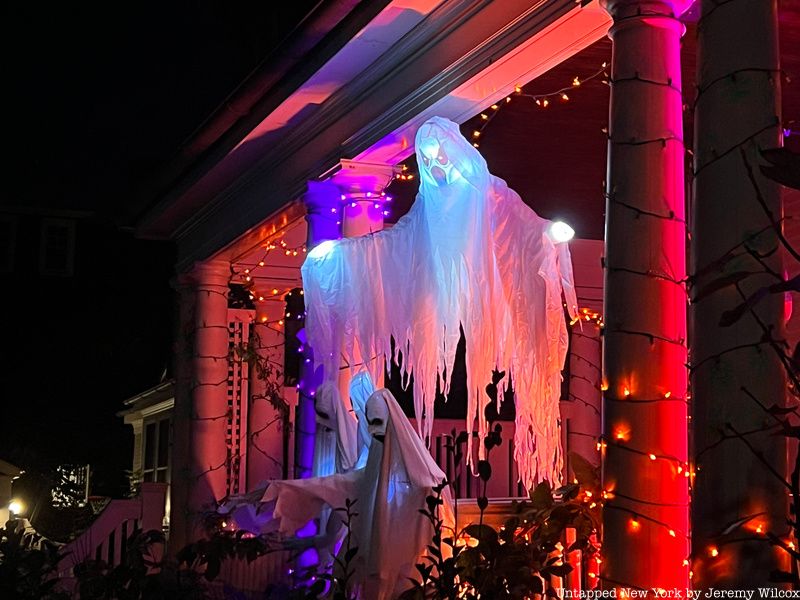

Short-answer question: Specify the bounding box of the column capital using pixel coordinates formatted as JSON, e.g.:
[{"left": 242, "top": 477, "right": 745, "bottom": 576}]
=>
[
  {"left": 601, "top": 0, "right": 693, "bottom": 20},
  {"left": 327, "top": 159, "right": 400, "bottom": 196},
  {"left": 177, "top": 259, "right": 231, "bottom": 289},
  {"left": 303, "top": 180, "right": 341, "bottom": 215}
]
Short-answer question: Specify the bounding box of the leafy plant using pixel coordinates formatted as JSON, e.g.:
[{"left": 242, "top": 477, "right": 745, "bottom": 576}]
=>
[
  {"left": 75, "top": 528, "right": 210, "bottom": 599},
  {"left": 0, "top": 519, "right": 70, "bottom": 600},
  {"left": 400, "top": 371, "right": 601, "bottom": 599}
]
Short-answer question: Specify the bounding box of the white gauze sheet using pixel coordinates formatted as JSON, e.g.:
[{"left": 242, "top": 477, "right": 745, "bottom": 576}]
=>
[{"left": 302, "top": 117, "right": 577, "bottom": 487}]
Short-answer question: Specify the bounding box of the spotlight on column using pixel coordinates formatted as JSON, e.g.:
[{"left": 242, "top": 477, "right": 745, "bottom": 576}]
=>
[
  {"left": 549, "top": 221, "right": 575, "bottom": 243},
  {"left": 307, "top": 240, "right": 337, "bottom": 260}
]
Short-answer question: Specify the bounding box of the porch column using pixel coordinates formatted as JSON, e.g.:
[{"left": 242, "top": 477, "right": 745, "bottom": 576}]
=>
[
  {"left": 691, "top": 0, "right": 786, "bottom": 586},
  {"left": 600, "top": 0, "right": 691, "bottom": 588},
  {"left": 170, "top": 260, "right": 230, "bottom": 550},
  {"left": 297, "top": 181, "right": 342, "bottom": 478}
]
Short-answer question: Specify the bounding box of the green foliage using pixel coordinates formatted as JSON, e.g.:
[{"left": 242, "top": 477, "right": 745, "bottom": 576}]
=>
[
  {"left": 0, "top": 519, "right": 70, "bottom": 600},
  {"left": 177, "top": 515, "right": 276, "bottom": 583},
  {"left": 75, "top": 529, "right": 210, "bottom": 600},
  {"left": 232, "top": 330, "right": 290, "bottom": 422},
  {"left": 400, "top": 375, "right": 601, "bottom": 600},
  {"left": 400, "top": 477, "right": 599, "bottom": 600}
]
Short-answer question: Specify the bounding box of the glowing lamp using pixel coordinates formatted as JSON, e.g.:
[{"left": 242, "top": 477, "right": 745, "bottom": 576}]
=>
[
  {"left": 308, "top": 240, "right": 337, "bottom": 260},
  {"left": 8, "top": 499, "right": 24, "bottom": 515},
  {"left": 549, "top": 221, "right": 575, "bottom": 243},
  {"left": 613, "top": 424, "right": 631, "bottom": 442}
]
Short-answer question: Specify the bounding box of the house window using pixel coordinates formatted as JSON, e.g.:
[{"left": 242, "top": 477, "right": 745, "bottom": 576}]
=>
[
  {"left": 142, "top": 418, "right": 170, "bottom": 483},
  {"left": 39, "top": 218, "right": 76, "bottom": 277}
]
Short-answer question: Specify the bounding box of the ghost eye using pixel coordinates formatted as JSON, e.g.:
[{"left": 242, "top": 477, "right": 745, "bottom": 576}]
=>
[
  {"left": 315, "top": 409, "right": 331, "bottom": 420},
  {"left": 369, "top": 418, "right": 383, "bottom": 426},
  {"left": 437, "top": 148, "right": 448, "bottom": 164}
]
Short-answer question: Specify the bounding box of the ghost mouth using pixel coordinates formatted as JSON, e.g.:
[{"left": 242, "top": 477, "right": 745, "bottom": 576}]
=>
[{"left": 431, "top": 165, "right": 447, "bottom": 184}]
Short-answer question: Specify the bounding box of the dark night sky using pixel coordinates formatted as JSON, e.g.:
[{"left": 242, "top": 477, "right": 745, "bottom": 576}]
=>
[
  {"left": 5, "top": 1, "right": 319, "bottom": 217},
  {"left": 2, "top": 1, "right": 319, "bottom": 495}
]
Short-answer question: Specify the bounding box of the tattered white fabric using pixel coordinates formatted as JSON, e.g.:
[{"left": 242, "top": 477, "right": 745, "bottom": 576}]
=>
[
  {"left": 264, "top": 388, "right": 454, "bottom": 600},
  {"left": 302, "top": 116, "right": 577, "bottom": 488},
  {"left": 349, "top": 370, "right": 376, "bottom": 469}
]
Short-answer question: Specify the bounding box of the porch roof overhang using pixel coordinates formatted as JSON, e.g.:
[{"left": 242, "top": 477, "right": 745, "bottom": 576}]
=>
[
  {"left": 118, "top": 379, "right": 176, "bottom": 422},
  {"left": 136, "top": 0, "right": 611, "bottom": 271}
]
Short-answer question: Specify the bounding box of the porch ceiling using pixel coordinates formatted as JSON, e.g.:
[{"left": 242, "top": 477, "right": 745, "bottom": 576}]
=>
[
  {"left": 136, "top": 0, "right": 612, "bottom": 270},
  {"left": 139, "top": 0, "right": 800, "bottom": 270}
]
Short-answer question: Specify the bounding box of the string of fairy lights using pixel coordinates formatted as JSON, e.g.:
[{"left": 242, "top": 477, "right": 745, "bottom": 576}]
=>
[{"left": 469, "top": 62, "right": 609, "bottom": 149}]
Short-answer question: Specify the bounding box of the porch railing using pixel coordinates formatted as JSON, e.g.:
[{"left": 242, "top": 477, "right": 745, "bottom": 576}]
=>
[{"left": 57, "top": 482, "right": 168, "bottom": 579}]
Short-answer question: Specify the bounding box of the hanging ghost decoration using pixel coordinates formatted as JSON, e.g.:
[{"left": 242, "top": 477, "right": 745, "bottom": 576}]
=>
[{"left": 302, "top": 116, "right": 577, "bottom": 487}]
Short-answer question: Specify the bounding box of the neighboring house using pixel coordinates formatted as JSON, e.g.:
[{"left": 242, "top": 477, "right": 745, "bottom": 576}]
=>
[
  {"left": 119, "top": 380, "right": 175, "bottom": 529},
  {"left": 0, "top": 458, "right": 22, "bottom": 525}
]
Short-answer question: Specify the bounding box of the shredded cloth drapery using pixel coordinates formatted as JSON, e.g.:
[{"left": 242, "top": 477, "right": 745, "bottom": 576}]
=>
[{"left": 302, "top": 117, "right": 577, "bottom": 487}]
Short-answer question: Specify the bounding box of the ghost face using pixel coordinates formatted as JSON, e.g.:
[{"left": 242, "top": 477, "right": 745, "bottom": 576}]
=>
[
  {"left": 366, "top": 393, "right": 390, "bottom": 443},
  {"left": 416, "top": 123, "right": 462, "bottom": 187}
]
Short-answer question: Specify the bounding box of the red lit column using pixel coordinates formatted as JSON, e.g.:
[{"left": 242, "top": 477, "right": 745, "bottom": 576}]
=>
[
  {"left": 296, "top": 181, "right": 342, "bottom": 478},
  {"left": 691, "top": 0, "right": 786, "bottom": 586},
  {"left": 170, "top": 260, "right": 230, "bottom": 550},
  {"left": 600, "top": 0, "right": 691, "bottom": 588}
]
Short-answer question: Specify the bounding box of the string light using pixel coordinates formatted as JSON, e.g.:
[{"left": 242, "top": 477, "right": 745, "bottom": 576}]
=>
[
  {"left": 470, "top": 61, "right": 609, "bottom": 148},
  {"left": 570, "top": 307, "right": 604, "bottom": 328}
]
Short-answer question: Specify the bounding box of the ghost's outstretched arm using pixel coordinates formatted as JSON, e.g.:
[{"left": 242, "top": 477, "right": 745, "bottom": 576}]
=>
[{"left": 301, "top": 213, "right": 417, "bottom": 381}]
